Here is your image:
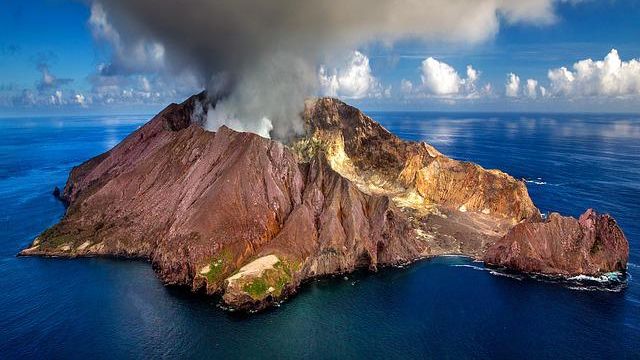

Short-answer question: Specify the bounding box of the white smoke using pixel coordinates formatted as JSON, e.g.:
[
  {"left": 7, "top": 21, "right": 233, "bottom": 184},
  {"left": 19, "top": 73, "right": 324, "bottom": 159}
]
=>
[{"left": 91, "top": 0, "right": 561, "bottom": 138}]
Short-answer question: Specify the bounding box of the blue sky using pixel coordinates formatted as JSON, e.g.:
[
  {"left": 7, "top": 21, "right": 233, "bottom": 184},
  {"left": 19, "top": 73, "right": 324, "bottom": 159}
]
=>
[{"left": 1, "top": 0, "right": 640, "bottom": 115}]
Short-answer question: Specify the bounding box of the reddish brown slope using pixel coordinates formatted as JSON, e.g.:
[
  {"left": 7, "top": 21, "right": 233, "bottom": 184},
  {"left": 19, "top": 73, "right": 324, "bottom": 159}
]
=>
[{"left": 484, "top": 209, "right": 628, "bottom": 275}]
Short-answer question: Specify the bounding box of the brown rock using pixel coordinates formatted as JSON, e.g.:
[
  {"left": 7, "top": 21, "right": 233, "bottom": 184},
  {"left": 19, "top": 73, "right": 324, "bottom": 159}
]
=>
[{"left": 484, "top": 209, "right": 629, "bottom": 276}]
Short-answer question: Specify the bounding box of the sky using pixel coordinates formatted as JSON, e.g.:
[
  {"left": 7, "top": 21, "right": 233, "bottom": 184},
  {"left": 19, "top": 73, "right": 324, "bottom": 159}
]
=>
[{"left": 1, "top": 0, "right": 640, "bottom": 118}]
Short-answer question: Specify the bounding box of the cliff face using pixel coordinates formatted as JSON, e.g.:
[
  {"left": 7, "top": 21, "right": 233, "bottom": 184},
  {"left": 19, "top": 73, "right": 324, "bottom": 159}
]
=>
[
  {"left": 484, "top": 209, "right": 628, "bottom": 275},
  {"left": 299, "top": 98, "right": 539, "bottom": 223},
  {"left": 20, "top": 93, "right": 629, "bottom": 311}
]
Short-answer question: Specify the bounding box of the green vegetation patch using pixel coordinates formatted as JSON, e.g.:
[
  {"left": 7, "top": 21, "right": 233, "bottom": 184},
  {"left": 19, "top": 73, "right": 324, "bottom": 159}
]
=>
[
  {"left": 38, "top": 226, "right": 76, "bottom": 249},
  {"left": 241, "top": 259, "right": 300, "bottom": 300},
  {"left": 203, "top": 249, "right": 233, "bottom": 285}
]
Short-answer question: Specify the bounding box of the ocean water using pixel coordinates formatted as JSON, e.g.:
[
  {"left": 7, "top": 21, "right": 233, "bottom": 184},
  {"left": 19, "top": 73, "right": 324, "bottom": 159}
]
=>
[{"left": 0, "top": 112, "right": 638, "bottom": 359}]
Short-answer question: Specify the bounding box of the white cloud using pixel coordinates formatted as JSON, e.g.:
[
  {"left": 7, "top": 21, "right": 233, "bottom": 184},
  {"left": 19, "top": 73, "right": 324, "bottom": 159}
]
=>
[
  {"left": 525, "top": 79, "right": 538, "bottom": 98},
  {"left": 319, "top": 51, "right": 380, "bottom": 99},
  {"left": 539, "top": 86, "right": 547, "bottom": 97},
  {"left": 419, "top": 58, "right": 482, "bottom": 99},
  {"left": 505, "top": 73, "right": 520, "bottom": 97},
  {"left": 465, "top": 65, "right": 479, "bottom": 84},
  {"left": 400, "top": 79, "right": 414, "bottom": 94},
  {"left": 421, "top": 57, "right": 461, "bottom": 95},
  {"left": 74, "top": 93, "right": 88, "bottom": 107},
  {"left": 547, "top": 49, "right": 640, "bottom": 97},
  {"left": 483, "top": 83, "right": 494, "bottom": 96},
  {"left": 140, "top": 76, "right": 152, "bottom": 92}
]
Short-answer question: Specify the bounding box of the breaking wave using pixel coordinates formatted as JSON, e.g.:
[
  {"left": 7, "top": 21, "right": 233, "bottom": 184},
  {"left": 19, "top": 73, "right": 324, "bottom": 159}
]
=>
[
  {"left": 451, "top": 264, "right": 485, "bottom": 271},
  {"left": 525, "top": 179, "right": 547, "bottom": 185},
  {"left": 451, "top": 264, "right": 524, "bottom": 280},
  {"left": 451, "top": 263, "right": 627, "bottom": 291},
  {"left": 567, "top": 272, "right": 623, "bottom": 283}
]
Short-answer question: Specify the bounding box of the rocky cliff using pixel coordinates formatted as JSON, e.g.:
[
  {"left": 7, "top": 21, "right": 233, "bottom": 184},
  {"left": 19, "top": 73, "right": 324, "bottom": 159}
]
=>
[
  {"left": 484, "top": 209, "right": 628, "bottom": 275},
  {"left": 20, "top": 92, "right": 629, "bottom": 311}
]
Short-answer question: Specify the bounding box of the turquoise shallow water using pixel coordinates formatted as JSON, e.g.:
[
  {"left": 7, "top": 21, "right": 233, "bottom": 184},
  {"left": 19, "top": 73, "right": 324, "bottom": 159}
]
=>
[{"left": 0, "top": 113, "right": 638, "bottom": 359}]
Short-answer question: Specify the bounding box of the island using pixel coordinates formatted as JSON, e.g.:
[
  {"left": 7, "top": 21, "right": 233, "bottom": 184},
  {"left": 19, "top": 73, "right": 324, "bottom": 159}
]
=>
[{"left": 20, "top": 92, "right": 629, "bottom": 311}]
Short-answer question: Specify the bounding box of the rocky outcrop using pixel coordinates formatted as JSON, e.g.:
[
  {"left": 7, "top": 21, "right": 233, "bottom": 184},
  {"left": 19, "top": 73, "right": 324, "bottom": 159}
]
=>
[
  {"left": 484, "top": 209, "right": 628, "bottom": 276},
  {"left": 19, "top": 92, "right": 629, "bottom": 311}
]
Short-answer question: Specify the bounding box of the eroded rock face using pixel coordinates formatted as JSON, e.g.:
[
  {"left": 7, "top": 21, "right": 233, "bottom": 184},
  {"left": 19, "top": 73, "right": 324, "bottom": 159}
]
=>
[
  {"left": 298, "top": 98, "right": 540, "bottom": 223},
  {"left": 484, "top": 209, "right": 628, "bottom": 276},
  {"left": 19, "top": 93, "right": 629, "bottom": 311}
]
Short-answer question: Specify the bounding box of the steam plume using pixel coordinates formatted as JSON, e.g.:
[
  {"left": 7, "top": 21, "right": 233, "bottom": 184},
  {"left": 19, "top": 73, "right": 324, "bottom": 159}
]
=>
[{"left": 92, "top": 0, "right": 559, "bottom": 138}]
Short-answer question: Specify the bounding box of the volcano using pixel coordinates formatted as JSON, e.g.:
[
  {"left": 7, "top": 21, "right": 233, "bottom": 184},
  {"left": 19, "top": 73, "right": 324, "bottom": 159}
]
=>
[{"left": 20, "top": 93, "right": 629, "bottom": 311}]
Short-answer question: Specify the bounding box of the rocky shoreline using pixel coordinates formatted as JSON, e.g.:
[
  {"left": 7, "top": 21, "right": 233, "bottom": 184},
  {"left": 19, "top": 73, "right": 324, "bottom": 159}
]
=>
[{"left": 19, "top": 92, "right": 629, "bottom": 312}]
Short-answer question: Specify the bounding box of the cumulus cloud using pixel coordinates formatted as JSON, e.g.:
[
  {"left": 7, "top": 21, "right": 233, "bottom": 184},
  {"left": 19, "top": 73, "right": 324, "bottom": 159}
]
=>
[
  {"left": 93, "top": 0, "right": 560, "bottom": 138},
  {"left": 505, "top": 73, "right": 520, "bottom": 97},
  {"left": 419, "top": 58, "right": 482, "bottom": 98},
  {"left": 547, "top": 49, "right": 640, "bottom": 97},
  {"left": 319, "top": 51, "right": 380, "bottom": 99},
  {"left": 525, "top": 79, "right": 539, "bottom": 98},
  {"left": 421, "top": 58, "right": 462, "bottom": 95}
]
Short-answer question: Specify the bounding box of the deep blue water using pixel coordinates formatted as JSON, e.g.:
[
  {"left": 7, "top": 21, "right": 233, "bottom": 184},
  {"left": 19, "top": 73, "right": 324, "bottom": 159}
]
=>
[{"left": 0, "top": 113, "right": 638, "bottom": 359}]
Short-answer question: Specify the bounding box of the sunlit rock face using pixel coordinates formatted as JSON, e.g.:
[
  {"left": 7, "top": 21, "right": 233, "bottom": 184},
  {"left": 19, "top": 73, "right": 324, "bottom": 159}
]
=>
[
  {"left": 20, "top": 92, "right": 628, "bottom": 311},
  {"left": 484, "top": 209, "right": 628, "bottom": 276}
]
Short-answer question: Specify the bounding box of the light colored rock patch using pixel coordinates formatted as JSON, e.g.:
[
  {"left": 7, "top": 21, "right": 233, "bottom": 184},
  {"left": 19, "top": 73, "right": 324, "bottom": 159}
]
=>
[
  {"left": 424, "top": 143, "right": 442, "bottom": 158},
  {"left": 77, "top": 241, "right": 91, "bottom": 251},
  {"left": 200, "top": 264, "right": 211, "bottom": 274},
  {"left": 393, "top": 190, "right": 425, "bottom": 209},
  {"left": 226, "top": 254, "right": 280, "bottom": 285},
  {"left": 60, "top": 245, "right": 71, "bottom": 251},
  {"left": 459, "top": 205, "right": 467, "bottom": 212},
  {"left": 88, "top": 243, "right": 105, "bottom": 252},
  {"left": 324, "top": 134, "right": 359, "bottom": 183},
  {"left": 414, "top": 228, "right": 435, "bottom": 242}
]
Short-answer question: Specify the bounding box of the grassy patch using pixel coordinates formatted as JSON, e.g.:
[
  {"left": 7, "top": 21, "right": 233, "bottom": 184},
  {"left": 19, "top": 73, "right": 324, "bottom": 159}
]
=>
[
  {"left": 38, "top": 227, "right": 75, "bottom": 249},
  {"left": 243, "top": 277, "right": 269, "bottom": 298},
  {"left": 203, "top": 249, "right": 233, "bottom": 285},
  {"left": 241, "top": 259, "right": 301, "bottom": 300}
]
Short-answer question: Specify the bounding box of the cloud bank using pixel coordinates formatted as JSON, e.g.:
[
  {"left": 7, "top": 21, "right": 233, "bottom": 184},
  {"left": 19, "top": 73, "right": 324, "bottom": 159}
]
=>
[{"left": 548, "top": 49, "right": 640, "bottom": 98}]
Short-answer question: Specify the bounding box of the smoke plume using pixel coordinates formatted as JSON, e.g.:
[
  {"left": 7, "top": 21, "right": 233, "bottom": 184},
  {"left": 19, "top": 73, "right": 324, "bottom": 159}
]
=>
[{"left": 92, "top": 0, "right": 559, "bottom": 138}]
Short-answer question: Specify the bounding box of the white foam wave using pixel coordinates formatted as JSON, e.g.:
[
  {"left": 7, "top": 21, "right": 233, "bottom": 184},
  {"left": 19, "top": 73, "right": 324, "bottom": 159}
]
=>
[
  {"left": 525, "top": 179, "right": 547, "bottom": 185},
  {"left": 451, "top": 264, "right": 485, "bottom": 271},
  {"left": 488, "top": 270, "right": 524, "bottom": 280},
  {"left": 568, "top": 285, "right": 624, "bottom": 293},
  {"left": 567, "top": 272, "right": 623, "bottom": 283}
]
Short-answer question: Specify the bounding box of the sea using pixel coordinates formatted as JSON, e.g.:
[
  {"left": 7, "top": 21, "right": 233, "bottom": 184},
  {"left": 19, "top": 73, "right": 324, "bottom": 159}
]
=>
[{"left": 0, "top": 112, "right": 638, "bottom": 359}]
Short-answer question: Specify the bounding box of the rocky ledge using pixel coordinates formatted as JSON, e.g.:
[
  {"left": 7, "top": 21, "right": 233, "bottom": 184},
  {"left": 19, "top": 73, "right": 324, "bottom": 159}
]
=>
[{"left": 19, "top": 92, "right": 629, "bottom": 311}]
